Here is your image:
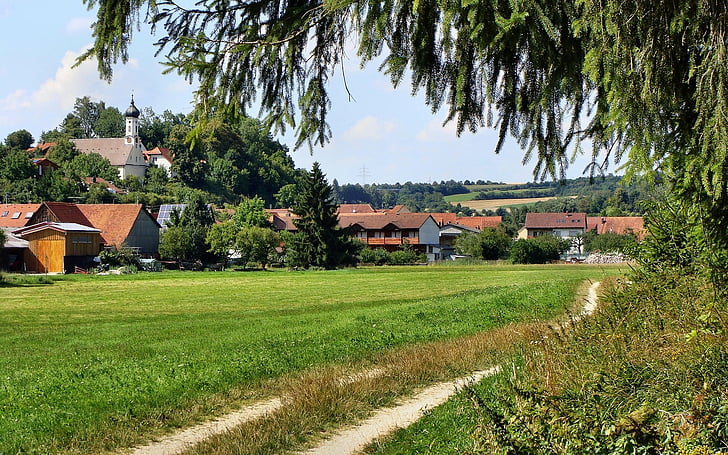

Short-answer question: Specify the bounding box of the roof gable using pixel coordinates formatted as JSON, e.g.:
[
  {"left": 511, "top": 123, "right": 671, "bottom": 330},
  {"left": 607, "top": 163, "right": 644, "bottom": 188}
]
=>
[
  {"left": 40, "top": 202, "right": 94, "bottom": 227},
  {"left": 525, "top": 212, "right": 587, "bottom": 229},
  {"left": 587, "top": 216, "right": 645, "bottom": 239}
]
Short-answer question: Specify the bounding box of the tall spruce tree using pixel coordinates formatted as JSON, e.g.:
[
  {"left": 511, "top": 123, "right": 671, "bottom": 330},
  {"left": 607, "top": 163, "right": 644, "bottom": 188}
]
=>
[{"left": 288, "top": 162, "right": 359, "bottom": 269}]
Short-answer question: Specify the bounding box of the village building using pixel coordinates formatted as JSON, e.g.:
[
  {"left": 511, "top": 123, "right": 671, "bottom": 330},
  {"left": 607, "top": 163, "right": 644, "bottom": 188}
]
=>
[
  {"left": 143, "top": 146, "right": 174, "bottom": 176},
  {"left": 29, "top": 202, "right": 160, "bottom": 256},
  {"left": 587, "top": 216, "right": 646, "bottom": 240},
  {"left": 12, "top": 222, "right": 102, "bottom": 274},
  {"left": 71, "top": 97, "right": 148, "bottom": 181},
  {"left": 338, "top": 212, "right": 442, "bottom": 260}
]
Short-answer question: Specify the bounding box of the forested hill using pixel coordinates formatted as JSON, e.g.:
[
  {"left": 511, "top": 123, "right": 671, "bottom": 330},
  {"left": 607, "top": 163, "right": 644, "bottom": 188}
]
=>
[{"left": 334, "top": 175, "right": 653, "bottom": 217}]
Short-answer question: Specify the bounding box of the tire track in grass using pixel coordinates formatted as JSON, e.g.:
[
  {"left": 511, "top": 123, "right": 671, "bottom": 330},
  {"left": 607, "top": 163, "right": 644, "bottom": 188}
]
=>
[
  {"left": 298, "top": 367, "right": 501, "bottom": 455},
  {"left": 126, "top": 281, "right": 601, "bottom": 455},
  {"left": 299, "top": 281, "right": 601, "bottom": 455}
]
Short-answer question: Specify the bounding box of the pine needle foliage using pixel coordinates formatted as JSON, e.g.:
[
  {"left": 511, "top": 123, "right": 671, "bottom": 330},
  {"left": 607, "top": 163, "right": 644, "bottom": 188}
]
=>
[{"left": 288, "top": 162, "right": 360, "bottom": 269}]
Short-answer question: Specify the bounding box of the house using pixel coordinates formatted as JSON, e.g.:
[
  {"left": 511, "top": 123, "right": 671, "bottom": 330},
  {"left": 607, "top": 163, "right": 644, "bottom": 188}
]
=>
[
  {"left": 519, "top": 212, "right": 588, "bottom": 255},
  {"left": 143, "top": 146, "right": 174, "bottom": 176},
  {"left": 27, "top": 141, "right": 57, "bottom": 158},
  {"left": 83, "top": 177, "right": 126, "bottom": 194},
  {"left": 587, "top": 216, "right": 645, "bottom": 240},
  {"left": 438, "top": 223, "right": 481, "bottom": 259},
  {"left": 31, "top": 158, "right": 59, "bottom": 176},
  {"left": 338, "top": 212, "right": 442, "bottom": 260},
  {"left": 29, "top": 202, "right": 160, "bottom": 256},
  {"left": 71, "top": 97, "right": 147, "bottom": 180},
  {"left": 338, "top": 203, "right": 378, "bottom": 214},
  {"left": 76, "top": 204, "right": 160, "bottom": 256},
  {"left": 13, "top": 222, "right": 102, "bottom": 273},
  {"left": 429, "top": 213, "right": 502, "bottom": 231},
  {"left": 266, "top": 208, "right": 299, "bottom": 232}
]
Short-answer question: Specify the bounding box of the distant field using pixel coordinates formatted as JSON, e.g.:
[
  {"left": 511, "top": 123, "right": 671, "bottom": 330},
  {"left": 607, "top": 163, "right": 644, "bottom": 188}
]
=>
[
  {"left": 451, "top": 196, "right": 563, "bottom": 210},
  {"left": 0, "top": 265, "right": 619, "bottom": 454}
]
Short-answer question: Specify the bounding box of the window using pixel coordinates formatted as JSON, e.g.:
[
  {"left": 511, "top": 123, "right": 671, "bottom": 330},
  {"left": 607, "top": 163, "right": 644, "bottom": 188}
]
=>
[
  {"left": 1, "top": 211, "right": 7, "bottom": 217},
  {"left": 72, "top": 235, "right": 92, "bottom": 244},
  {"left": 25, "top": 212, "right": 33, "bottom": 219},
  {"left": 11, "top": 212, "right": 21, "bottom": 219}
]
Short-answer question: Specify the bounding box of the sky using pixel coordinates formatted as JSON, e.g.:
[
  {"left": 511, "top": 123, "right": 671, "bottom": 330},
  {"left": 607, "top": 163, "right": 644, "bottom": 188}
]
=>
[{"left": 0, "top": 1, "right": 602, "bottom": 185}]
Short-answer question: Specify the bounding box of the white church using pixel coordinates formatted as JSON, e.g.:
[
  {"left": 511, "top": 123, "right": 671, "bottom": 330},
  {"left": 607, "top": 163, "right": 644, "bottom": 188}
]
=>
[{"left": 71, "top": 97, "right": 157, "bottom": 181}]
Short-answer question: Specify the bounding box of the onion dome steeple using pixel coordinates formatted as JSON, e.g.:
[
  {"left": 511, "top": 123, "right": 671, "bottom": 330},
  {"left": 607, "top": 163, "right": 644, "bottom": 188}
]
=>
[{"left": 125, "top": 95, "right": 140, "bottom": 118}]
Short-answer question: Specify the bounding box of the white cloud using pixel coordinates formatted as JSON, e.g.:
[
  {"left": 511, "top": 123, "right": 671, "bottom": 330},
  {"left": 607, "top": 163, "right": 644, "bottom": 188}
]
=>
[
  {"left": 66, "top": 17, "right": 94, "bottom": 35},
  {"left": 342, "top": 115, "right": 396, "bottom": 141},
  {"left": 31, "top": 47, "right": 108, "bottom": 111},
  {"left": 0, "top": 89, "right": 31, "bottom": 111},
  {"left": 415, "top": 118, "right": 459, "bottom": 142}
]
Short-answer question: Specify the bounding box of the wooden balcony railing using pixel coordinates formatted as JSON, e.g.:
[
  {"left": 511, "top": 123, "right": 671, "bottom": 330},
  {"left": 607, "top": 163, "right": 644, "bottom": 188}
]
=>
[{"left": 358, "top": 237, "right": 420, "bottom": 246}]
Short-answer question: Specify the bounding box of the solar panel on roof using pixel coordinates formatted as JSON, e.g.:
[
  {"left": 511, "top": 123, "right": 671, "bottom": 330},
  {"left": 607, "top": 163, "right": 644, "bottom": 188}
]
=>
[{"left": 156, "top": 204, "right": 186, "bottom": 227}]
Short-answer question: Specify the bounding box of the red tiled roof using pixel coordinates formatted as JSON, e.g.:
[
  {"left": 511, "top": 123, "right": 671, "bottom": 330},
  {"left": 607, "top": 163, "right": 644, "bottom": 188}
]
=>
[
  {"left": 524, "top": 212, "right": 587, "bottom": 229},
  {"left": 338, "top": 212, "right": 433, "bottom": 230},
  {"left": 31, "top": 158, "right": 59, "bottom": 169},
  {"left": 143, "top": 146, "right": 173, "bottom": 164},
  {"left": 266, "top": 209, "right": 299, "bottom": 231},
  {"left": 430, "top": 213, "right": 502, "bottom": 230},
  {"left": 380, "top": 205, "right": 410, "bottom": 214},
  {"left": 587, "top": 216, "right": 645, "bottom": 239},
  {"left": 84, "top": 177, "right": 126, "bottom": 194},
  {"left": 337, "top": 204, "right": 377, "bottom": 214},
  {"left": 77, "top": 204, "right": 151, "bottom": 248},
  {"left": 42, "top": 202, "right": 94, "bottom": 227},
  {"left": 0, "top": 204, "right": 41, "bottom": 228},
  {"left": 27, "top": 142, "right": 57, "bottom": 154}
]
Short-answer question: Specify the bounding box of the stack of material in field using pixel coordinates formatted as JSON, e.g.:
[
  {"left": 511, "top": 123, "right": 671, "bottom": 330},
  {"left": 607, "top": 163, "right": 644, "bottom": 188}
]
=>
[{"left": 583, "top": 252, "right": 629, "bottom": 264}]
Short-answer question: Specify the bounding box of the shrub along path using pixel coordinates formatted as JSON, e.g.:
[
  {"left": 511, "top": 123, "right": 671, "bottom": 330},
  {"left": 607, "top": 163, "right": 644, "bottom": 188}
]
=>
[{"left": 126, "top": 281, "right": 601, "bottom": 455}]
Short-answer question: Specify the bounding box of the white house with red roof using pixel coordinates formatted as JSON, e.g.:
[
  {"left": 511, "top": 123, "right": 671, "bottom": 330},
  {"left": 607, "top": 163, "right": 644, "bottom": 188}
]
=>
[
  {"left": 338, "top": 212, "right": 442, "bottom": 260},
  {"left": 143, "top": 146, "right": 174, "bottom": 176}
]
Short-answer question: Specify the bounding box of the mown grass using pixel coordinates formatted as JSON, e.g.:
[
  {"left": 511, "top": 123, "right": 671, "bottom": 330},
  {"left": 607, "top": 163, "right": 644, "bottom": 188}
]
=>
[
  {"left": 0, "top": 265, "right": 619, "bottom": 454},
  {"left": 368, "top": 269, "right": 728, "bottom": 454}
]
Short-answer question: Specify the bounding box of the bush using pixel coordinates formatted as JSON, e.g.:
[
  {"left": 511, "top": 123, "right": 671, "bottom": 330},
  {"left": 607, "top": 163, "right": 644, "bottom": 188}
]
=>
[
  {"left": 99, "top": 247, "right": 141, "bottom": 269},
  {"left": 585, "top": 231, "right": 638, "bottom": 255},
  {"left": 359, "top": 248, "right": 389, "bottom": 265},
  {"left": 510, "top": 235, "right": 571, "bottom": 264},
  {"left": 388, "top": 243, "right": 421, "bottom": 264}
]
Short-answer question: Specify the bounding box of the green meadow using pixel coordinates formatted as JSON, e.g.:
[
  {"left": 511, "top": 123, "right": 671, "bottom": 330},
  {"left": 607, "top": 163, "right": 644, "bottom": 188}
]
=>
[{"left": 0, "top": 265, "right": 620, "bottom": 454}]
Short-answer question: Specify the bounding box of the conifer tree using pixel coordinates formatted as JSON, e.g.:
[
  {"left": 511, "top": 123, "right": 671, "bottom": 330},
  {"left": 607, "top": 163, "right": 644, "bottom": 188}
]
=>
[{"left": 288, "top": 162, "right": 359, "bottom": 269}]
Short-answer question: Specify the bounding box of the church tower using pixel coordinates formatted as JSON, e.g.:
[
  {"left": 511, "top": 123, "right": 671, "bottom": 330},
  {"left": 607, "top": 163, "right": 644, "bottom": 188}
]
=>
[{"left": 124, "top": 95, "right": 141, "bottom": 145}]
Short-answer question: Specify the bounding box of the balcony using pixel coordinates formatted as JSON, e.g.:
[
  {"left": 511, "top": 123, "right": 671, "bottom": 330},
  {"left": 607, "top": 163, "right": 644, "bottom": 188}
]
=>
[{"left": 359, "top": 236, "right": 420, "bottom": 246}]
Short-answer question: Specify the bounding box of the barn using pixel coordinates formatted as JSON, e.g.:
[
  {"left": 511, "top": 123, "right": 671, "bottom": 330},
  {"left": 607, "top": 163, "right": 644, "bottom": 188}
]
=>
[{"left": 13, "top": 222, "right": 102, "bottom": 274}]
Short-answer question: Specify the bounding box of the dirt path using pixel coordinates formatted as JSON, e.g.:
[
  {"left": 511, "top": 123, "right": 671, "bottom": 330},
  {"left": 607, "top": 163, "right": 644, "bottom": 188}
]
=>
[
  {"left": 299, "top": 280, "right": 601, "bottom": 455},
  {"left": 125, "top": 281, "right": 601, "bottom": 455},
  {"left": 298, "top": 367, "right": 501, "bottom": 455}
]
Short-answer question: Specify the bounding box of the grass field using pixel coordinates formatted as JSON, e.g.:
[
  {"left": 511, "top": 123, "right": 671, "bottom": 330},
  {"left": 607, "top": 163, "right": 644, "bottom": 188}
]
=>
[
  {"left": 0, "top": 265, "right": 621, "bottom": 454},
  {"left": 449, "top": 196, "right": 563, "bottom": 211}
]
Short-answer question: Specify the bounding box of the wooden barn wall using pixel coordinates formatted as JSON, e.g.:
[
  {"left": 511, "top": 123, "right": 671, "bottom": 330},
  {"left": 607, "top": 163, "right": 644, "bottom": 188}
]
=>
[
  {"left": 25, "top": 230, "right": 65, "bottom": 273},
  {"left": 65, "top": 233, "right": 101, "bottom": 256}
]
